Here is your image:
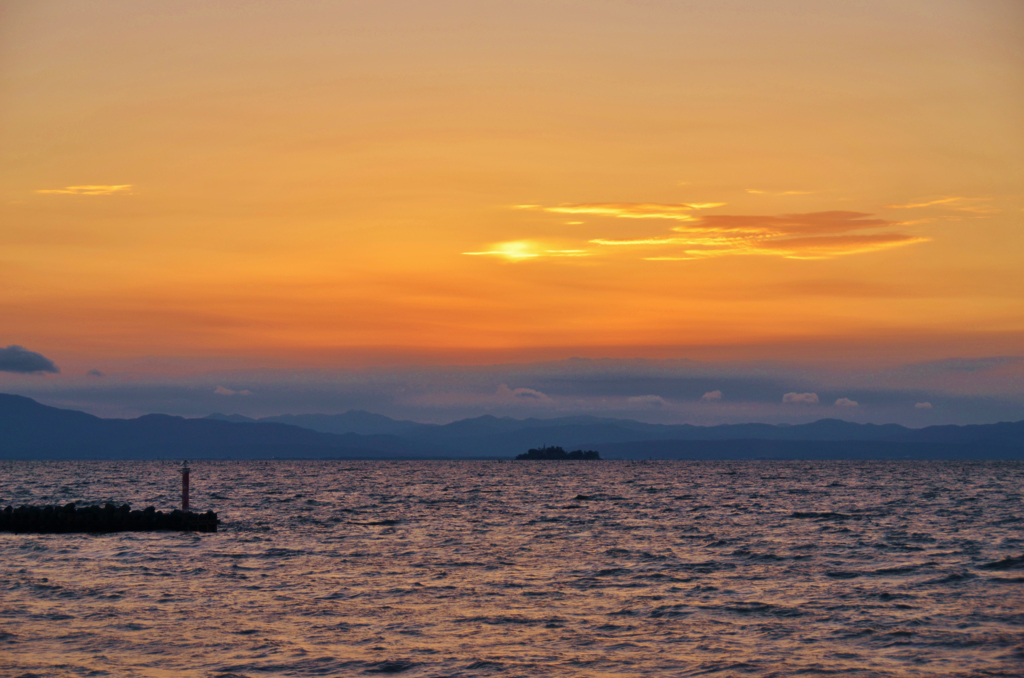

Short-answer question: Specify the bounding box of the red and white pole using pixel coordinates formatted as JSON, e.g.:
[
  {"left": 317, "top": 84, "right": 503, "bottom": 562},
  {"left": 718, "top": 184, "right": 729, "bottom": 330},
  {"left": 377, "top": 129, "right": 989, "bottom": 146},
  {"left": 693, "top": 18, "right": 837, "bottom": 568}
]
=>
[{"left": 181, "top": 460, "right": 190, "bottom": 512}]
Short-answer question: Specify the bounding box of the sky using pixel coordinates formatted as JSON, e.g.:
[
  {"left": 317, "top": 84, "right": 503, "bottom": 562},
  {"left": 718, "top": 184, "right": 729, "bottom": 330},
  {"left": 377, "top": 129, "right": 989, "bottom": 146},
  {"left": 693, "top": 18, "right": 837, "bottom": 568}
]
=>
[{"left": 1, "top": 1, "right": 1022, "bottom": 424}]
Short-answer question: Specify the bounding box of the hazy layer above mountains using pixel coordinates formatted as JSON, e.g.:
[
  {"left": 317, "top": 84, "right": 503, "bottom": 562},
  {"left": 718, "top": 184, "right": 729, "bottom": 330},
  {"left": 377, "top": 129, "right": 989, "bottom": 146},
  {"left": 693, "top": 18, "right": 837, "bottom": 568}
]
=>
[
  {"left": 3, "top": 393, "right": 1023, "bottom": 460},
  {"left": 5, "top": 356, "right": 1023, "bottom": 428},
  {"left": 207, "top": 411, "right": 428, "bottom": 437}
]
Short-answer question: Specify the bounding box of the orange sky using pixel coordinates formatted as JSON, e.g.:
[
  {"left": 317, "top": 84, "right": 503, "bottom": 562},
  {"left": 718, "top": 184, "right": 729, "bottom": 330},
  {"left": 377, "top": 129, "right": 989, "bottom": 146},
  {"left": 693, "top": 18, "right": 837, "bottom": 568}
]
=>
[{"left": 2, "top": 1, "right": 1022, "bottom": 373}]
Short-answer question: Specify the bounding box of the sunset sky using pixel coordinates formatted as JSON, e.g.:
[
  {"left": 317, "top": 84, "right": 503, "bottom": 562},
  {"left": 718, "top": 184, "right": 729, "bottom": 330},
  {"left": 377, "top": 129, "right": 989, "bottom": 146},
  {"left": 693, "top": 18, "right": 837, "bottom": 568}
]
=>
[{"left": 1, "top": 1, "right": 1022, "bottom": 423}]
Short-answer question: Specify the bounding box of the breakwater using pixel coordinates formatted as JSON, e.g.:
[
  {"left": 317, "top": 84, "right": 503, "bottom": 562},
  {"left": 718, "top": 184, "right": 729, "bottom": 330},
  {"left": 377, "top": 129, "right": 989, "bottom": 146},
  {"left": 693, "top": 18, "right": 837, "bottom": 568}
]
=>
[{"left": 0, "top": 503, "right": 218, "bottom": 533}]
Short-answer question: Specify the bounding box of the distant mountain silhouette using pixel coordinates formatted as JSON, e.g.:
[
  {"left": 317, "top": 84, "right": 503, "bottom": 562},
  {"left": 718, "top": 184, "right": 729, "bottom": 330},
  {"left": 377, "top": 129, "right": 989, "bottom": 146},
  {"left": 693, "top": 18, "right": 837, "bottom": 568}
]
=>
[
  {"left": 206, "top": 413, "right": 258, "bottom": 424},
  {"left": 2, "top": 393, "right": 1022, "bottom": 460},
  {"left": 0, "top": 394, "right": 434, "bottom": 459},
  {"left": 206, "top": 410, "right": 428, "bottom": 436}
]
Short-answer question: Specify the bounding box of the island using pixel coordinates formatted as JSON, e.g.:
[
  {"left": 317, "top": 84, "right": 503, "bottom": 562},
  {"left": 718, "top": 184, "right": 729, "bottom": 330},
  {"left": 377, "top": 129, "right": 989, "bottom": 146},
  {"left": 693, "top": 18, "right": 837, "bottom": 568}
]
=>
[{"left": 516, "top": 445, "right": 601, "bottom": 460}]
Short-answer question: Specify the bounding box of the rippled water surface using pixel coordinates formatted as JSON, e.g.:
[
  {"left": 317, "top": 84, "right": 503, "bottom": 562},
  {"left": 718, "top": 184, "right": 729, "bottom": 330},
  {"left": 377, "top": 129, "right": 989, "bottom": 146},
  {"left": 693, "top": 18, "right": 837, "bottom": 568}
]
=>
[{"left": 2, "top": 460, "right": 1023, "bottom": 677}]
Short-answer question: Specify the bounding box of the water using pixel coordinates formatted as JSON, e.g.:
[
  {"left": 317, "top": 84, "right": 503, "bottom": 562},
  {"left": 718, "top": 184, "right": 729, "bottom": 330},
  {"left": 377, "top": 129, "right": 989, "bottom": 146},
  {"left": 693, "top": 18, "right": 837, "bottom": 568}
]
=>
[{"left": 1, "top": 460, "right": 1022, "bottom": 677}]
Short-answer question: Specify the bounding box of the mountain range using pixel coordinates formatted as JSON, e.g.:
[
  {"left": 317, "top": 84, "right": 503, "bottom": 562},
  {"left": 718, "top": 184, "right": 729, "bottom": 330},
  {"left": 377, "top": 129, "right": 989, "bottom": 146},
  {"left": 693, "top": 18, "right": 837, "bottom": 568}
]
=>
[{"left": 2, "top": 393, "right": 1023, "bottom": 460}]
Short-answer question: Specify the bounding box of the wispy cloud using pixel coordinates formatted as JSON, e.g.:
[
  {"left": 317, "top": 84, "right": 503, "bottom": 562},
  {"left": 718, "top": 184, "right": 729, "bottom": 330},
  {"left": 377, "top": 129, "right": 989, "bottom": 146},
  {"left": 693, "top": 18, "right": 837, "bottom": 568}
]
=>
[
  {"left": 463, "top": 240, "right": 591, "bottom": 261},
  {"left": 886, "top": 197, "right": 963, "bottom": 209},
  {"left": 783, "top": 392, "right": 819, "bottom": 404},
  {"left": 694, "top": 212, "right": 890, "bottom": 235},
  {"left": 834, "top": 397, "right": 858, "bottom": 407},
  {"left": 520, "top": 202, "right": 725, "bottom": 221},
  {"left": 591, "top": 236, "right": 701, "bottom": 246},
  {"left": 701, "top": 390, "right": 723, "bottom": 401},
  {"left": 904, "top": 356, "right": 1023, "bottom": 375},
  {"left": 886, "top": 196, "right": 997, "bottom": 215},
  {"left": 496, "top": 384, "right": 552, "bottom": 402},
  {"left": 35, "top": 184, "right": 133, "bottom": 196},
  {"left": 740, "top": 233, "right": 929, "bottom": 260},
  {"left": 914, "top": 402, "right": 933, "bottom": 409},
  {"left": 215, "top": 386, "right": 253, "bottom": 396},
  {"left": 627, "top": 394, "right": 668, "bottom": 408},
  {"left": 746, "top": 189, "right": 812, "bottom": 196},
  {"left": 594, "top": 211, "right": 929, "bottom": 260},
  {"left": 950, "top": 204, "right": 1000, "bottom": 215},
  {"left": 475, "top": 204, "right": 930, "bottom": 263}
]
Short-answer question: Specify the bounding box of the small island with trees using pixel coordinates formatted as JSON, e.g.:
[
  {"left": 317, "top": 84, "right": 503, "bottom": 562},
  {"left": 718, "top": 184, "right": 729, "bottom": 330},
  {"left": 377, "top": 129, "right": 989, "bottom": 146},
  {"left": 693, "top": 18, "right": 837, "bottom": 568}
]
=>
[{"left": 515, "top": 445, "right": 601, "bottom": 460}]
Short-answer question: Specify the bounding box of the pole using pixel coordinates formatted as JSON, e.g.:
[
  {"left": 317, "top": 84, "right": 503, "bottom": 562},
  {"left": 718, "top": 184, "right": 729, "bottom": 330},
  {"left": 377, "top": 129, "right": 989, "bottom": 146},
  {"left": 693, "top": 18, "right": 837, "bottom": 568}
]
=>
[{"left": 181, "top": 460, "right": 190, "bottom": 512}]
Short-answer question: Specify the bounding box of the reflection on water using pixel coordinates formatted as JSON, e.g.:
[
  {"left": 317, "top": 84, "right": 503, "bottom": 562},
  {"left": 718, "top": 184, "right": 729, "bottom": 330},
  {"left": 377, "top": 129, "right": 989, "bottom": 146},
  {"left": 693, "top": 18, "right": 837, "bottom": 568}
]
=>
[{"left": 1, "top": 460, "right": 1022, "bottom": 677}]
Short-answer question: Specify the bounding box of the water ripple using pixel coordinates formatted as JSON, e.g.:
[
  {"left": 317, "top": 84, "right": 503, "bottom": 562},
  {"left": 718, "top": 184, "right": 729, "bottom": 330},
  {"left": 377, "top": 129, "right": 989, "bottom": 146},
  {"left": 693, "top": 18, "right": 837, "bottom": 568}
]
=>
[{"left": 1, "top": 459, "right": 1022, "bottom": 676}]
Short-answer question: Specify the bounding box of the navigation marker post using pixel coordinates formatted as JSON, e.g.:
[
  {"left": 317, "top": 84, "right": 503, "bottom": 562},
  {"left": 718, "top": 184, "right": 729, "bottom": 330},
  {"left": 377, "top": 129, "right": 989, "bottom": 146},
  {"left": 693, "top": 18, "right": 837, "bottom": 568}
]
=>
[{"left": 181, "top": 460, "right": 190, "bottom": 512}]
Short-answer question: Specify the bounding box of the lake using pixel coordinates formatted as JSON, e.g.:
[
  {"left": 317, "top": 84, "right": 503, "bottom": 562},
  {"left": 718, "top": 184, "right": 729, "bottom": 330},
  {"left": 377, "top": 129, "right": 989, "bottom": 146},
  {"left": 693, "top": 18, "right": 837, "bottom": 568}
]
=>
[{"left": 2, "top": 460, "right": 1022, "bottom": 676}]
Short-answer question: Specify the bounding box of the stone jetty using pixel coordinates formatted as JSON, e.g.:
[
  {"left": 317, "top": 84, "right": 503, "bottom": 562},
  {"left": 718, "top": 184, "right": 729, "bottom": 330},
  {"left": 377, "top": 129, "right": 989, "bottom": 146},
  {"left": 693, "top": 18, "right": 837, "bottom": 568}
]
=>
[{"left": 0, "top": 503, "right": 218, "bottom": 533}]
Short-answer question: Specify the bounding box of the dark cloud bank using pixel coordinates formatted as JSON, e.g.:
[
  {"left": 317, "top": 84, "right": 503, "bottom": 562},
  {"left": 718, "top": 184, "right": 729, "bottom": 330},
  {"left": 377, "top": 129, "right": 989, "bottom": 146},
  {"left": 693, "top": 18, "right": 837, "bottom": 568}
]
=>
[{"left": 0, "top": 346, "right": 59, "bottom": 374}]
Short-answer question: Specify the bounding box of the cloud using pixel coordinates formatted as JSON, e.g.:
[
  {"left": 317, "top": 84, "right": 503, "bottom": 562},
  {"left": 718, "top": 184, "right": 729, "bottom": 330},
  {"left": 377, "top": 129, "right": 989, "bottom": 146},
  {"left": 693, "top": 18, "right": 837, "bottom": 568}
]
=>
[
  {"left": 915, "top": 402, "right": 933, "bottom": 409},
  {"left": 750, "top": 234, "right": 929, "bottom": 259},
  {"left": 746, "top": 189, "right": 812, "bottom": 196},
  {"left": 910, "top": 357, "right": 1022, "bottom": 374},
  {"left": 950, "top": 204, "right": 999, "bottom": 215},
  {"left": 214, "top": 386, "right": 253, "bottom": 396},
  {"left": 834, "top": 397, "right": 858, "bottom": 407},
  {"left": 408, "top": 384, "right": 557, "bottom": 410},
  {"left": 521, "top": 202, "right": 725, "bottom": 221},
  {"left": 476, "top": 206, "right": 929, "bottom": 263},
  {"left": 86, "top": 369, "right": 105, "bottom": 378},
  {"left": 463, "top": 240, "right": 590, "bottom": 261},
  {"left": 627, "top": 395, "right": 668, "bottom": 408},
  {"left": 592, "top": 211, "right": 929, "bottom": 261},
  {"left": 692, "top": 212, "right": 888, "bottom": 235},
  {"left": 783, "top": 392, "right": 819, "bottom": 404},
  {"left": 496, "top": 384, "right": 551, "bottom": 402},
  {"left": 0, "top": 345, "right": 60, "bottom": 374},
  {"left": 35, "top": 185, "right": 133, "bottom": 196},
  {"left": 886, "top": 197, "right": 963, "bottom": 209},
  {"left": 885, "top": 196, "right": 998, "bottom": 215},
  {"left": 591, "top": 236, "right": 697, "bottom": 246},
  {"left": 701, "top": 390, "right": 723, "bottom": 401}
]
